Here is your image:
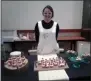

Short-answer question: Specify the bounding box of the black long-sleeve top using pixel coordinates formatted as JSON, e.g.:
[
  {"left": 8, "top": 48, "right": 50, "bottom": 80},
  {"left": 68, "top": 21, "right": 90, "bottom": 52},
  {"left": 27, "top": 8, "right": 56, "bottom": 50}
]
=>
[{"left": 34, "top": 20, "right": 59, "bottom": 43}]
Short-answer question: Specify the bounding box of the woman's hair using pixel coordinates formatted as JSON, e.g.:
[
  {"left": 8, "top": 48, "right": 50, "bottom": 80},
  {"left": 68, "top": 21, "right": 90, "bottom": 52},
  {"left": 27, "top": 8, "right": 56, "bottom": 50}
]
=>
[{"left": 42, "top": 5, "right": 54, "bottom": 18}]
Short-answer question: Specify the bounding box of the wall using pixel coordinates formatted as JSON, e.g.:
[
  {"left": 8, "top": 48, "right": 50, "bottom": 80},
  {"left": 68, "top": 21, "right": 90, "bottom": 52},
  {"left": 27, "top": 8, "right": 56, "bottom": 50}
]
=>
[{"left": 2, "top": 1, "right": 83, "bottom": 30}]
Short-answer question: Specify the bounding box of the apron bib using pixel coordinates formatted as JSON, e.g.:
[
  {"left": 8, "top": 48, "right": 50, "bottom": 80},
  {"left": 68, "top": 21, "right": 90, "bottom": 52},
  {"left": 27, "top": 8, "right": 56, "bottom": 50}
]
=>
[{"left": 37, "top": 21, "right": 59, "bottom": 54}]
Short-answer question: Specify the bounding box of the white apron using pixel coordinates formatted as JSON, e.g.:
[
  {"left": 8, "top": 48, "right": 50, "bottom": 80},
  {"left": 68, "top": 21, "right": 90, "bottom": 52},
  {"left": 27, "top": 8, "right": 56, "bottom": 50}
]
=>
[{"left": 37, "top": 21, "right": 59, "bottom": 55}]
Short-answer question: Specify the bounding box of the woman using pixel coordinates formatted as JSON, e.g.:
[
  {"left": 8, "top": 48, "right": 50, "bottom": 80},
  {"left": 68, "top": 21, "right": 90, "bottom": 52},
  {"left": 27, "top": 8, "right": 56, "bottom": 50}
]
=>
[{"left": 35, "top": 5, "right": 59, "bottom": 54}]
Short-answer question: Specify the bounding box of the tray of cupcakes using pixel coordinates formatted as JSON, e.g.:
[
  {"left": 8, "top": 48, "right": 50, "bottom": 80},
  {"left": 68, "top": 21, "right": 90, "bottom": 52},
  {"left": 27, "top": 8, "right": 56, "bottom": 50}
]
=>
[
  {"left": 4, "top": 51, "right": 28, "bottom": 70},
  {"left": 34, "top": 57, "right": 69, "bottom": 71}
]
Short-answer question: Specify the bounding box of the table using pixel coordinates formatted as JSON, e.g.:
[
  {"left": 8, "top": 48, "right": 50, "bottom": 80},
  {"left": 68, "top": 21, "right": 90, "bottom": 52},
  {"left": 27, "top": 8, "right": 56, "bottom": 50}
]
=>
[
  {"left": 4, "top": 36, "right": 86, "bottom": 52},
  {"left": 1, "top": 53, "right": 91, "bottom": 81},
  {"left": 4, "top": 40, "right": 37, "bottom": 51},
  {"left": 58, "top": 36, "right": 86, "bottom": 51}
]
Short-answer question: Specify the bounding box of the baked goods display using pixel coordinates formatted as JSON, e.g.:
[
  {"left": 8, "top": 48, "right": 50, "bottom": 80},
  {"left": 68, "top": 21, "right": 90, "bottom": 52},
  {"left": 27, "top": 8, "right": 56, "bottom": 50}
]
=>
[
  {"left": 4, "top": 56, "right": 28, "bottom": 70},
  {"left": 34, "top": 57, "right": 68, "bottom": 71},
  {"left": 81, "top": 53, "right": 91, "bottom": 61},
  {"left": 66, "top": 50, "right": 76, "bottom": 54},
  {"left": 76, "top": 56, "right": 82, "bottom": 61},
  {"left": 4, "top": 51, "right": 28, "bottom": 70},
  {"left": 66, "top": 50, "right": 77, "bottom": 57},
  {"left": 82, "top": 53, "right": 90, "bottom": 57}
]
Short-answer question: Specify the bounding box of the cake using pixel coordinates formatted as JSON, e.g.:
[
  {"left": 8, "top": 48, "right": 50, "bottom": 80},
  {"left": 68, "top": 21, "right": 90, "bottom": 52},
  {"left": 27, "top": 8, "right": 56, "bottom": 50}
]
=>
[{"left": 10, "top": 51, "right": 21, "bottom": 57}]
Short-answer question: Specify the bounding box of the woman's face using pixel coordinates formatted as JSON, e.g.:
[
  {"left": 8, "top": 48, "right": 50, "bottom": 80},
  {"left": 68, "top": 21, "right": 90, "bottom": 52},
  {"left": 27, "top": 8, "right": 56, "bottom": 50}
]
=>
[{"left": 43, "top": 8, "right": 52, "bottom": 22}]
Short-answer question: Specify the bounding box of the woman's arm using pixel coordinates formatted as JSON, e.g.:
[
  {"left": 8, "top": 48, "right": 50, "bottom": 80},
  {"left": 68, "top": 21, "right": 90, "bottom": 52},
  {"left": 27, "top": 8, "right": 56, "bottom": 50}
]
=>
[
  {"left": 34, "top": 23, "right": 39, "bottom": 43},
  {"left": 56, "top": 24, "right": 59, "bottom": 41}
]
